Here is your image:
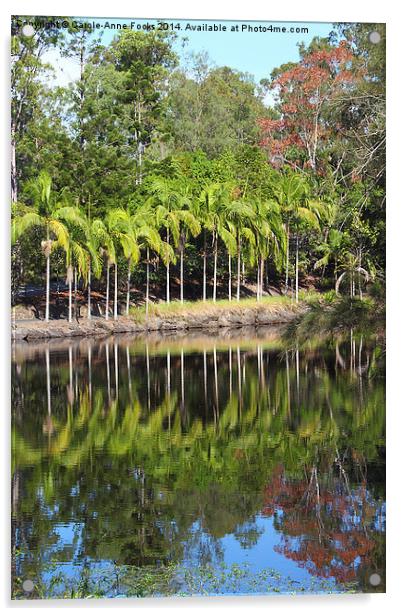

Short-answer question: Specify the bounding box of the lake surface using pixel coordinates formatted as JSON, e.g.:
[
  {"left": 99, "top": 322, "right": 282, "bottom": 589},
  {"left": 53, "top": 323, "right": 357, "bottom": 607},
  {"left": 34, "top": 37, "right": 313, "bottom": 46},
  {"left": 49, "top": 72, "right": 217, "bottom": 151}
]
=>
[{"left": 11, "top": 327, "right": 385, "bottom": 598}]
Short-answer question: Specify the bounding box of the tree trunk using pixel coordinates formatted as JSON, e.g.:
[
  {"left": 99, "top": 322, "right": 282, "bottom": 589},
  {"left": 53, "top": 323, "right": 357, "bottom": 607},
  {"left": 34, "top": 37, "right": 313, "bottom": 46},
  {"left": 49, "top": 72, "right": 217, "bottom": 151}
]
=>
[
  {"left": 146, "top": 247, "right": 150, "bottom": 316},
  {"left": 45, "top": 254, "right": 50, "bottom": 322},
  {"left": 126, "top": 258, "right": 131, "bottom": 316},
  {"left": 295, "top": 233, "right": 299, "bottom": 304},
  {"left": 358, "top": 246, "right": 363, "bottom": 299},
  {"left": 228, "top": 254, "right": 232, "bottom": 301},
  {"left": 74, "top": 268, "right": 78, "bottom": 321},
  {"left": 11, "top": 124, "right": 17, "bottom": 203},
  {"left": 180, "top": 240, "right": 184, "bottom": 304},
  {"left": 114, "top": 263, "right": 118, "bottom": 321},
  {"left": 236, "top": 235, "right": 241, "bottom": 302},
  {"left": 166, "top": 228, "right": 170, "bottom": 304},
  {"left": 256, "top": 259, "right": 260, "bottom": 301},
  {"left": 203, "top": 230, "right": 207, "bottom": 302},
  {"left": 260, "top": 257, "right": 264, "bottom": 297},
  {"left": 105, "top": 261, "right": 110, "bottom": 320},
  {"left": 87, "top": 259, "right": 91, "bottom": 321},
  {"left": 213, "top": 233, "right": 218, "bottom": 303},
  {"left": 285, "top": 223, "right": 290, "bottom": 294},
  {"left": 68, "top": 274, "right": 72, "bottom": 323}
]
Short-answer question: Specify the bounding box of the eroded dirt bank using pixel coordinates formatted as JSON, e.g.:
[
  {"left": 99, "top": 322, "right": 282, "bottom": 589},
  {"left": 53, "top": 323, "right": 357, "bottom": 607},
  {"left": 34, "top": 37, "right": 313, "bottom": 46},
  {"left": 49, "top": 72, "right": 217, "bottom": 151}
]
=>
[{"left": 12, "top": 303, "right": 302, "bottom": 341}]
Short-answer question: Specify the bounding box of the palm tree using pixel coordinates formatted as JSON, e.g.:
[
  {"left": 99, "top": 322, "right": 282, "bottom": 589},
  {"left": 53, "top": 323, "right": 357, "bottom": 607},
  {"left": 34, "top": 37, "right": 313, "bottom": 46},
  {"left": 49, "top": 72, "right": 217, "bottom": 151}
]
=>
[
  {"left": 94, "top": 220, "right": 115, "bottom": 320},
  {"left": 273, "top": 173, "right": 327, "bottom": 303},
  {"left": 106, "top": 210, "right": 140, "bottom": 321},
  {"left": 272, "top": 174, "right": 304, "bottom": 294},
  {"left": 335, "top": 250, "right": 371, "bottom": 299},
  {"left": 82, "top": 219, "right": 104, "bottom": 320},
  {"left": 109, "top": 206, "right": 164, "bottom": 315},
  {"left": 226, "top": 199, "right": 255, "bottom": 301},
  {"left": 138, "top": 202, "right": 173, "bottom": 315},
  {"left": 199, "top": 183, "right": 235, "bottom": 303},
  {"left": 149, "top": 177, "right": 200, "bottom": 304},
  {"left": 64, "top": 236, "right": 88, "bottom": 322},
  {"left": 175, "top": 184, "right": 201, "bottom": 304},
  {"left": 56, "top": 206, "right": 90, "bottom": 322},
  {"left": 148, "top": 178, "right": 181, "bottom": 303},
  {"left": 250, "top": 199, "right": 285, "bottom": 301},
  {"left": 12, "top": 172, "right": 70, "bottom": 322},
  {"left": 314, "top": 227, "right": 343, "bottom": 284}
]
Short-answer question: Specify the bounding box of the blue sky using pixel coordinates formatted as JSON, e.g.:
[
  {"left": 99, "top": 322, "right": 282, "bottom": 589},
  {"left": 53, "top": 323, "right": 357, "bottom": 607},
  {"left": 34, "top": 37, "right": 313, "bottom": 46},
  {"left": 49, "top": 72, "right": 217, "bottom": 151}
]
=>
[{"left": 44, "top": 17, "right": 333, "bottom": 89}]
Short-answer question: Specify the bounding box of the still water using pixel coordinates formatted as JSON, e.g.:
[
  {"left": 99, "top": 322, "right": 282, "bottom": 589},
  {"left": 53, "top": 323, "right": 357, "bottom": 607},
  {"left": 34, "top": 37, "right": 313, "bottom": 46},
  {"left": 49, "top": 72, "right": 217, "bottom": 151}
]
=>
[{"left": 11, "top": 327, "right": 385, "bottom": 598}]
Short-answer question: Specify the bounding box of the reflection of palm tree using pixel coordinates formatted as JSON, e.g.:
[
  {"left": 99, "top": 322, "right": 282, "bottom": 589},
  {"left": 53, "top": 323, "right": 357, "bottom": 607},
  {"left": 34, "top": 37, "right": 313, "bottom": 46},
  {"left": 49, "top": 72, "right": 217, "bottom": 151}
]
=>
[{"left": 12, "top": 339, "right": 385, "bottom": 595}]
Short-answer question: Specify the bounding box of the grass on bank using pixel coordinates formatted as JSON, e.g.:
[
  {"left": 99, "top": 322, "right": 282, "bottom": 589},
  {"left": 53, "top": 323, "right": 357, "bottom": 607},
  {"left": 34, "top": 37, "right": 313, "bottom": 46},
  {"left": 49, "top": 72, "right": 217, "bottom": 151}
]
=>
[
  {"left": 284, "top": 288, "right": 385, "bottom": 346},
  {"left": 129, "top": 291, "right": 317, "bottom": 321}
]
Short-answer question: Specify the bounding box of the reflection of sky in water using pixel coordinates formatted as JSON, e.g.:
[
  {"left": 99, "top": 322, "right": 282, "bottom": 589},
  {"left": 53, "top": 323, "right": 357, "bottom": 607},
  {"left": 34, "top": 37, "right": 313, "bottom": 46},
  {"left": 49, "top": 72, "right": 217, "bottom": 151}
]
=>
[
  {"left": 41, "top": 511, "right": 341, "bottom": 595},
  {"left": 12, "top": 334, "right": 386, "bottom": 596}
]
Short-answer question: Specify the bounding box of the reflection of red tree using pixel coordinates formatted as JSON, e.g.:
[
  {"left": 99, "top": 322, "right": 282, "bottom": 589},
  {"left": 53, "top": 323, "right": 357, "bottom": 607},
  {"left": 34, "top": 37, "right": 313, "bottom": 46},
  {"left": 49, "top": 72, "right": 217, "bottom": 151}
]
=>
[{"left": 262, "top": 465, "right": 377, "bottom": 584}]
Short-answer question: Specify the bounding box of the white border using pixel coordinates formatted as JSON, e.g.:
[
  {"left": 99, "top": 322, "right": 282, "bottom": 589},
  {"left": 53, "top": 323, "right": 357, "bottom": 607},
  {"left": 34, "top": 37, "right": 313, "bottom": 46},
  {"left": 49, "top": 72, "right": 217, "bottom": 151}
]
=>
[{"left": 2, "top": 1, "right": 401, "bottom": 614}]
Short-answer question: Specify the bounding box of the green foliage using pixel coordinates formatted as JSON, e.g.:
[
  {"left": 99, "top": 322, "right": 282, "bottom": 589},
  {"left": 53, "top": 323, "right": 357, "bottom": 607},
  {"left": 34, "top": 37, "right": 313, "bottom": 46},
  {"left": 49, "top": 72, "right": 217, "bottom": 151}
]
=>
[{"left": 11, "top": 22, "right": 385, "bottom": 313}]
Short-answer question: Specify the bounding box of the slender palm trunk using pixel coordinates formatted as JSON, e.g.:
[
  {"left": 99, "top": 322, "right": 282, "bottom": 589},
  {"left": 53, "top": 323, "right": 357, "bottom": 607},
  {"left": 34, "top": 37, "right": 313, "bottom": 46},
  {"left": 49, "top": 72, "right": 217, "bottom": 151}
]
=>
[
  {"left": 166, "top": 228, "right": 170, "bottom": 304},
  {"left": 45, "top": 254, "right": 50, "bottom": 322},
  {"left": 228, "top": 254, "right": 232, "bottom": 301},
  {"left": 285, "top": 223, "right": 290, "bottom": 294},
  {"left": 87, "top": 260, "right": 91, "bottom": 321},
  {"left": 213, "top": 233, "right": 218, "bottom": 303},
  {"left": 295, "top": 233, "right": 299, "bottom": 304},
  {"left": 260, "top": 258, "right": 264, "bottom": 297},
  {"left": 236, "top": 235, "right": 241, "bottom": 302},
  {"left": 68, "top": 273, "right": 72, "bottom": 323},
  {"left": 256, "top": 259, "right": 260, "bottom": 301},
  {"left": 114, "top": 263, "right": 118, "bottom": 321},
  {"left": 180, "top": 239, "right": 184, "bottom": 304},
  {"left": 146, "top": 247, "right": 150, "bottom": 316},
  {"left": 203, "top": 230, "right": 207, "bottom": 302},
  {"left": 126, "top": 258, "right": 131, "bottom": 316},
  {"left": 74, "top": 268, "right": 78, "bottom": 321},
  {"left": 105, "top": 261, "right": 110, "bottom": 320}
]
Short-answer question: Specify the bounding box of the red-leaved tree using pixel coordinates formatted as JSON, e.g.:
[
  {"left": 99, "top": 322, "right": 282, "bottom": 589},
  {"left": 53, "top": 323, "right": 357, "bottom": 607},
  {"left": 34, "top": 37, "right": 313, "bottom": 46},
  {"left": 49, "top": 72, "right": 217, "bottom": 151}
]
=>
[{"left": 259, "top": 42, "right": 360, "bottom": 172}]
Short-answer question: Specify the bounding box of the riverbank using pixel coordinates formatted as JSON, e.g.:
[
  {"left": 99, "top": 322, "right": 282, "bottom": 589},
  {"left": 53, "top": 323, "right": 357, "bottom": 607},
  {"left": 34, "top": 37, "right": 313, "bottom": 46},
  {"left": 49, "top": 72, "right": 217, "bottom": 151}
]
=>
[{"left": 12, "top": 298, "right": 303, "bottom": 341}]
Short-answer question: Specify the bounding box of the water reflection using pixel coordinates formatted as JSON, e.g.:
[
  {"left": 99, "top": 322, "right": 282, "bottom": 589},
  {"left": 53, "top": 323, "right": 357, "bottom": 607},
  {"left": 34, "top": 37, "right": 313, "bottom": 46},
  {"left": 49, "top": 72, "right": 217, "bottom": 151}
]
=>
[{"left": 11, "top": 328, "right": 385, "bottom": 598}]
